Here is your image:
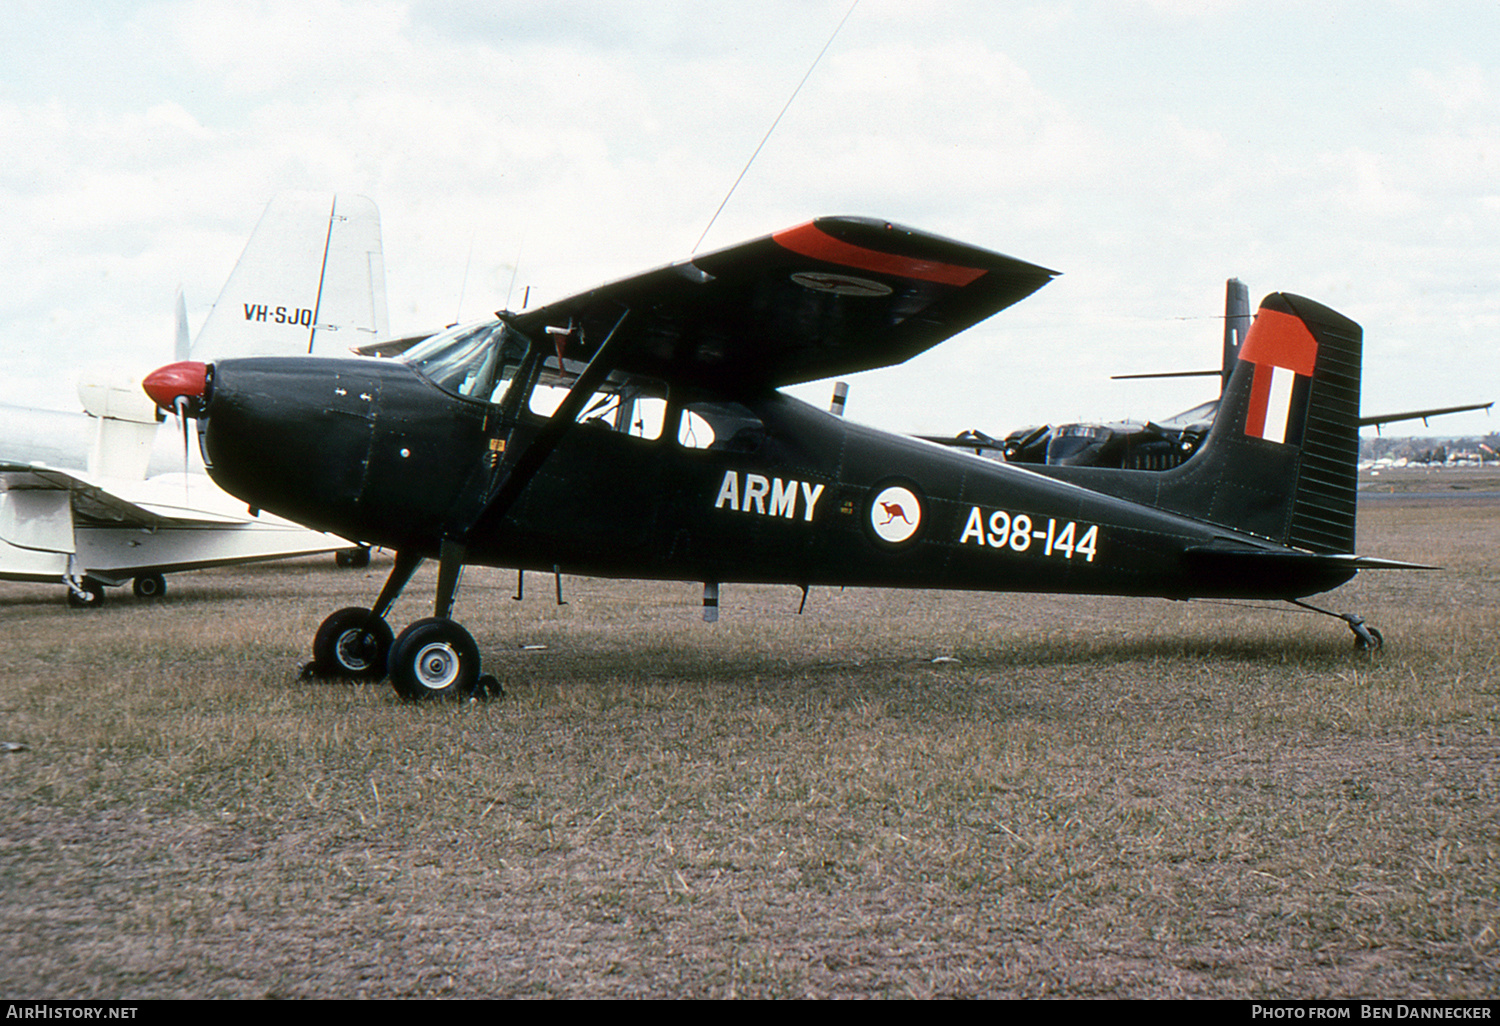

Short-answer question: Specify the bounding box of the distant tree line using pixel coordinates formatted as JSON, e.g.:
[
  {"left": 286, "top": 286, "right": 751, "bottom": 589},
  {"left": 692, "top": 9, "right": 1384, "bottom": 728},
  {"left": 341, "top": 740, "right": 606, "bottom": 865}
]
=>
[{"left": 1360, "top": 433, "right": 1500, "bottom": 464}]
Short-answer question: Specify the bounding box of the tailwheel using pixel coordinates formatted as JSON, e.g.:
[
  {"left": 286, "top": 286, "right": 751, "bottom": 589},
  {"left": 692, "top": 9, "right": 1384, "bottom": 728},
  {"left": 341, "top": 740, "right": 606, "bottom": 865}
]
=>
[
  {"left": 66, "top": 578, "right": 106, "bottom": 608},
  {"left": 310, "top": 607, "right": 393, "bottom": 679},
  {"left": 133, "top": 573, "right": 167, "bottom": 599},
  {"left": 1350, "top": 619, "right": 1384, "bottom": 651},
  {"left": 1289, "top": 599, "right": 1386, "bottom": 653},
  {"left": 389, "top": 617, "right": 481, "bottom": 701}
]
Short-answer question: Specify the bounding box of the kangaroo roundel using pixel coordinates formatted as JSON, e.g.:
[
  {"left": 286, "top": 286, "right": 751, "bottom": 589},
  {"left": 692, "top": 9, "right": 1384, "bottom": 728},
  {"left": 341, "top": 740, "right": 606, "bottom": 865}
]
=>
[{"left": 870, "top": 485, "right": 922, "bottom": 545}]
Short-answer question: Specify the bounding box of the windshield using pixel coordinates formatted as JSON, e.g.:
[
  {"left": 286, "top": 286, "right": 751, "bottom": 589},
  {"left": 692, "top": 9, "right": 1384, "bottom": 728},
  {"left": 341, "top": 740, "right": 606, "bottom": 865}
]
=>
[{"left": 399, "top": 319, "right": 528, "bottom": 402}]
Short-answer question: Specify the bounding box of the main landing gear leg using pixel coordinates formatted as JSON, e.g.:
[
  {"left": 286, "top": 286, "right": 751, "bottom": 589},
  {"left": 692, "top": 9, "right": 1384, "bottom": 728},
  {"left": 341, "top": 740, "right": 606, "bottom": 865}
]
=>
[
  {"left": 1289, "top": 598, "right": 1385, "bottom": 651},
  {"left": 305, "top": 550, "right": 423, "bottom": 680}
]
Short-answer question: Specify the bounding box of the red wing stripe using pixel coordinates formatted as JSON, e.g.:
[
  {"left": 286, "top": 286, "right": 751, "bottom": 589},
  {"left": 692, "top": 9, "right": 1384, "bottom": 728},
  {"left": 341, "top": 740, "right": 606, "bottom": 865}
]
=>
[{"left": 772, "top": 222, "right": 988, "bottom": 286}]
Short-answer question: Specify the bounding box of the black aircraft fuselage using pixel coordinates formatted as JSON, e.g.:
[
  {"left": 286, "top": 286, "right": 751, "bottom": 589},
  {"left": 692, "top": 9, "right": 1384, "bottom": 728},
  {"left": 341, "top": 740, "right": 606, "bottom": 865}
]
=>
[
  {"left": 198, "top": 353, "right": 1351, "bottom": 602},
  {"left": 144, "top": 217, "right": 1407, "bottom": 700}
]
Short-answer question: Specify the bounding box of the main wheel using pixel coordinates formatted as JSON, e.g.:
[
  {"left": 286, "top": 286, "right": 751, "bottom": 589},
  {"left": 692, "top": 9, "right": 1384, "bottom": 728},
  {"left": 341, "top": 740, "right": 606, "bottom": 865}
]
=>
[
  {"left": 388, "top": 618, "right": 481, "bottom": 701},
  {"left": 66, "top": 579, "right": 106, "bottom": 608},
  {"left": 133, "top": 573, "right": 167, "bottom": 599},
  {"left": 311, "top": 607, "right": 393, "bottom": 679}
]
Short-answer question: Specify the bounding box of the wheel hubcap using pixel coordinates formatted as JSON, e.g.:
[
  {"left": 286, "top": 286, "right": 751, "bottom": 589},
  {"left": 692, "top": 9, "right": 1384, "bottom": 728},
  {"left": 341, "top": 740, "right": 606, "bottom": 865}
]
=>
[
  {"left": 336, "top": 630, "right": 375, "bottom": 672},
  {"left": 413, "top": 642, "right": 460, "bottom": 690}
]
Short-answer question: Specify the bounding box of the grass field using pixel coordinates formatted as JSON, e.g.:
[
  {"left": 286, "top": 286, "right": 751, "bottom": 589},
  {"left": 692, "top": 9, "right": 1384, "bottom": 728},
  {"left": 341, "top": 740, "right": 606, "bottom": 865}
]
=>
[{"left": 1, "top": 493, "right": 1496, "bottom": 998}]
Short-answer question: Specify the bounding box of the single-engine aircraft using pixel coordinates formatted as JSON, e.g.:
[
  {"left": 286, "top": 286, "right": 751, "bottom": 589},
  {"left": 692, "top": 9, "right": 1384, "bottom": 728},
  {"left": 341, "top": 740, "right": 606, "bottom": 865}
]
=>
[{"left": 142, "top": 217, "right": 1428, "bottom": 701}]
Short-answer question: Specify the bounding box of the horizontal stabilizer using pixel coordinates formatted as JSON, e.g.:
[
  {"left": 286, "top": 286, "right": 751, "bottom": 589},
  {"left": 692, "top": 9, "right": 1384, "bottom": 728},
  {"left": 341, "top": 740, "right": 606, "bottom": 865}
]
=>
[
  {"left": 1359, "top": 401, "right": 1492, "bottom": 428},
  {"left": 1182, "top": 545, "right": 1436, "bottom": 597},
  {"left": 1188, "top": 546, "right": 1434, "bottom": 576},
  {"left": 1185, "top": 546, "right": 1437, "bottom": 572}
]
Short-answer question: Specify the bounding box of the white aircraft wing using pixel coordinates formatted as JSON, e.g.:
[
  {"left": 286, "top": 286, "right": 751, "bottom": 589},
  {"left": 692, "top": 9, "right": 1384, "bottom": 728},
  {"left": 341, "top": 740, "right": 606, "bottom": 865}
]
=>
[{"left": 0, "top": 462, "right": 352, "bottom": 588}]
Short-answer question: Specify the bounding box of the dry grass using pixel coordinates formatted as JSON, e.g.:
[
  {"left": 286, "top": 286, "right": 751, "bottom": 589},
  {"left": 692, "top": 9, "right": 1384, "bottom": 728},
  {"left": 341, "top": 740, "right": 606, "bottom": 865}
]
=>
[{"left": 1, "top": 493, "right": 1497, "bottom": 998}]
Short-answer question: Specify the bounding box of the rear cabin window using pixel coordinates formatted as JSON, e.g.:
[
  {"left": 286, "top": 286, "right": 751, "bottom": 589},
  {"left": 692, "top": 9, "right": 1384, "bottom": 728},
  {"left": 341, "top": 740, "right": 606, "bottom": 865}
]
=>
[{"left": 676, "top": 401, "right": 767, "bottom": 453}]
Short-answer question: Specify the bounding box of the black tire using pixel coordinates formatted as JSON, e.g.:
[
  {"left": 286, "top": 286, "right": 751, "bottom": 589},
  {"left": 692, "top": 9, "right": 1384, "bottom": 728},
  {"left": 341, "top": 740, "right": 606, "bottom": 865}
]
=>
[
  {"left": 311, "top": 607, "right": 393, "bottom": 679},
  {"left": 335, "top": 547, "right": 371, "bottom": 570},
  {"left": 132, "top": 573, "right": 167, "bottom": 599},
  {"left": 388, "top": 618, "right": 480, "bottom": 701},
  {"left": 66, "top": 579, "right": 106, "bottom": 608}
]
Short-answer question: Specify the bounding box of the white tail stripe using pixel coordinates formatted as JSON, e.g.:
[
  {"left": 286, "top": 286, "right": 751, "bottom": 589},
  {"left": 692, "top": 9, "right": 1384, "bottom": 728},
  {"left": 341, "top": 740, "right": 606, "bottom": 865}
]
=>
[{"left": 1263, "top": 365, "right": 1296, "bottom": 444}]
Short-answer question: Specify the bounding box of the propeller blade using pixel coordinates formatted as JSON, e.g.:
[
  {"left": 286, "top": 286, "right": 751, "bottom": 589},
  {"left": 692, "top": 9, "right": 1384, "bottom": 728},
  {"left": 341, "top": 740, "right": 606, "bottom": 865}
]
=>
[{"left": 174, "top": 396, "right": 191, "bottom": 503}]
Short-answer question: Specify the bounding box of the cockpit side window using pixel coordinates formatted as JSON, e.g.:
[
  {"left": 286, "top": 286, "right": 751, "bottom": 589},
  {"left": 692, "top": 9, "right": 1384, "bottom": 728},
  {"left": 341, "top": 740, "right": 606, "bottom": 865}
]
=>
[{"left": 400, "top": 320, "right": 529, "bottom": 405}]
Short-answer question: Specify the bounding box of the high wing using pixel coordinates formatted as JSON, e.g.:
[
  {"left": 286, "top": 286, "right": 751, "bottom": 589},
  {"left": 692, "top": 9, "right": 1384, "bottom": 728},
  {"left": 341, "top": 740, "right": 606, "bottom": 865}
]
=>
[{"left": 509, "top": 217, "right": 1058, "bottom": 393}]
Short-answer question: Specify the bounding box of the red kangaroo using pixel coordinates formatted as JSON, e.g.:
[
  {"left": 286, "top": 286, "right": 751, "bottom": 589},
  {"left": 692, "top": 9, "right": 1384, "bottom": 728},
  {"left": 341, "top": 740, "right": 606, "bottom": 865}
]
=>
[{"left": 878, "top": 501, "right": 912, "bottom": 526}]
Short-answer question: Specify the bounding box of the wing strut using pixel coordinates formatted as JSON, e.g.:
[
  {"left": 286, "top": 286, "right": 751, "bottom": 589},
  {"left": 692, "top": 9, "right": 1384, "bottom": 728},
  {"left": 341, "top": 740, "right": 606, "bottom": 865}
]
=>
[
  {"left": 458, "top": 308, "right": 633, "bottom": 545},
  {"left": 435, "top": 540, "right": 466, "bottom": 619},
  {"left": 416, "top": 309, "right": 632, "bottom": 623},
  {"left": 372, "top": 549, "right": 424, "bottom": 620}
]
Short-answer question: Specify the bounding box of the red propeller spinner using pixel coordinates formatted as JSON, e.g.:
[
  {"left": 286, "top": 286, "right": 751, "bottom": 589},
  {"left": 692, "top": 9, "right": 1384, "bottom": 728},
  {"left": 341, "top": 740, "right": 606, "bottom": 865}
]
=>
[{"left": 142, "top": 361, "right": 208, "bottom": 411}]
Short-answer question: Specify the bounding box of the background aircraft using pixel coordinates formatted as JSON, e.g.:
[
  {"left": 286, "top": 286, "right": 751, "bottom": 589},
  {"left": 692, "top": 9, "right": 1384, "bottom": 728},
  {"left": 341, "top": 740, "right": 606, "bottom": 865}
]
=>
[
  {"left": 144, "top": 217, "right": 1424, "bottom": 701},
  {"left": 0, "top": 193, "right": 388, "bottom": 606},
  {"left": 928, "top": 278, "right": 1491, "bottom": 469}
]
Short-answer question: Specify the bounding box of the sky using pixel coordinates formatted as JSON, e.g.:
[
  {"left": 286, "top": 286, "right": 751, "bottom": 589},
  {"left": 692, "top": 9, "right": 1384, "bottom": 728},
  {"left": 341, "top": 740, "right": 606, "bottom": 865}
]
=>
[{"left": 2, "top": 0, "right": 1497, "bottom": 439}]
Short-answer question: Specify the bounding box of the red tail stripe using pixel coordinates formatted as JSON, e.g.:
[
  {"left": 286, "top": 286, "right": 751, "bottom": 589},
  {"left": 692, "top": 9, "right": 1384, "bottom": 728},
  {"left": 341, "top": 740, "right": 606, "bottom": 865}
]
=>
[
  {"left": 1240, "top": 307, "right": 1318, "bottom": 376},
  {"left": 1244, "top": 363, "right": 1273, "bottom": 438},
  {"left": 772, "top": 222, "right": 987, "bottom": 286}
]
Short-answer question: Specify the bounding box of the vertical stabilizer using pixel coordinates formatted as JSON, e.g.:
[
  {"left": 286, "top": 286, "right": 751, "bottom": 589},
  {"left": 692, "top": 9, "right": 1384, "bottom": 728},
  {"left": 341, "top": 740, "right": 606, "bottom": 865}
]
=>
[
  {"left": 1222, "top": 277, "right": 1249, "bottom": 392},
  {"left": 1046, "top": 293, "right": 1364, "bottom": 555},
  {"left": 192, "top": 193, "right": 389, "bottom": 360},
  {"left": 1164, "top": 293, "right": 1363, "bottom": 552}
]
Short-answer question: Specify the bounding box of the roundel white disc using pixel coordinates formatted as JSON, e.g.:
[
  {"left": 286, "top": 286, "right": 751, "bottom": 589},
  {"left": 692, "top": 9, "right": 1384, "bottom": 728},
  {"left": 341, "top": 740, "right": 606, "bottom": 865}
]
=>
[{"left": 870, "top": 486, "right": 921, "bottom": 544}]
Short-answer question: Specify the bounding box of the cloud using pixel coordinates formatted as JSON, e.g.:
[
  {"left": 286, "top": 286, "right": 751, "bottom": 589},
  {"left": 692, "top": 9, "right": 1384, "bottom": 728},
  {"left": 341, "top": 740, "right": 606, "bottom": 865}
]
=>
[
  {"left": 172, "top": 0, "right": 414, "bottom": 93},
  {"left": 0, "top": 0, "right": 1496, "bottom": 438}
]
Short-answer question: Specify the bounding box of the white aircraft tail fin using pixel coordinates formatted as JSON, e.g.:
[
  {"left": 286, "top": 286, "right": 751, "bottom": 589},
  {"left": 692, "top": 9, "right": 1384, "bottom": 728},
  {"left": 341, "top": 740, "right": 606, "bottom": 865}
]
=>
[
  {"left": 174, "top": 287, "right": 191, "bottom": 362},
  {"left": 192, "top": 193, "right": 390, "bottom": 361}
]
